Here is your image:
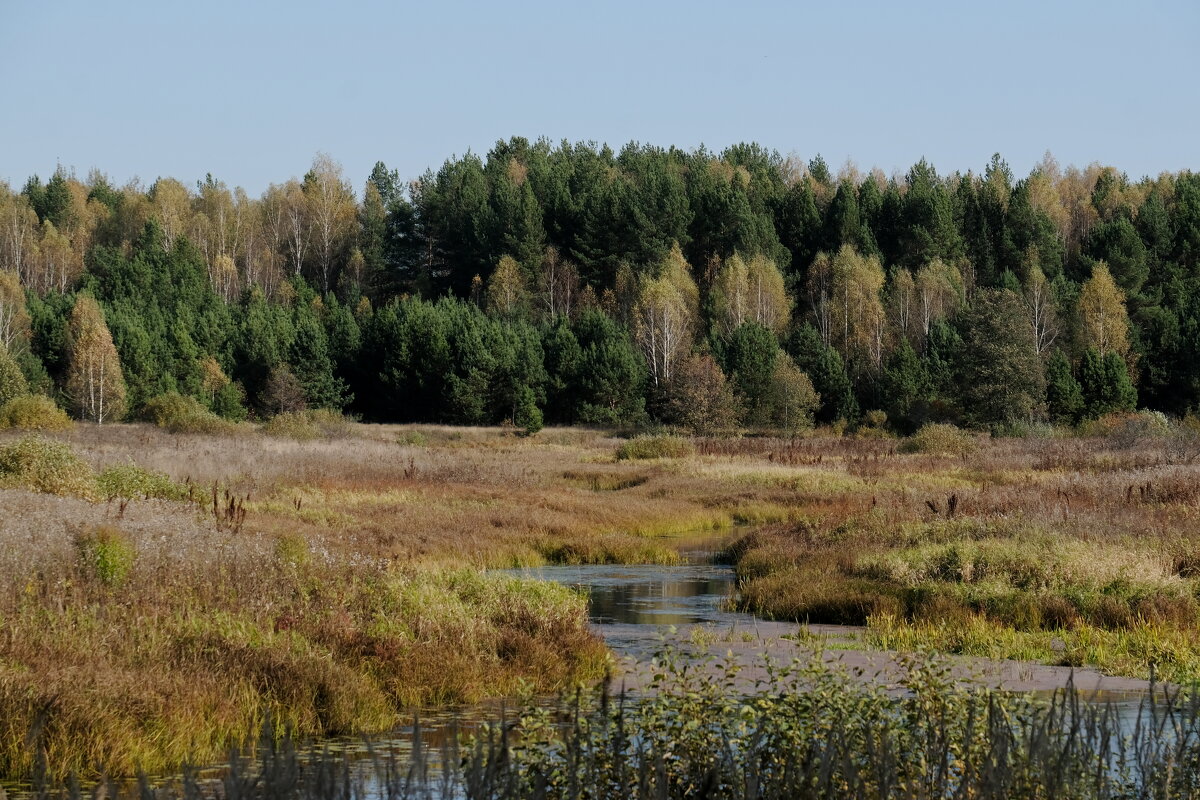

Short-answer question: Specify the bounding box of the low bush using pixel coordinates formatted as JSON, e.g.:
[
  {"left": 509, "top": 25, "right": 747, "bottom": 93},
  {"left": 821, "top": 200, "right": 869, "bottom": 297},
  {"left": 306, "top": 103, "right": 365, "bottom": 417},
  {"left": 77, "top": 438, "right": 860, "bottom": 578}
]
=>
[
  {"left": 95, "top": 463, "right": 190, "bottom": 501},
  {"left": 0, "top": 394, "right": 73, "bottom": 431},
  {"left": 900, "top": 422, "right": 977, "bottom": 456},
  {"left": 615, "top": 434, "right": 695, "bottom": 460},
  {"left": 397, "top": 430, "right": 428, "bottom": 446},
  {"left": 143, "top": 392, "right": 237, "bottom": 434},
  {"left": 262, "top": 408, "right": 354, "bottom": 440},
  {"left": 0, "top": 435, "right": 95, "bottom": 497},
  {"left": 1083, "top": 410, "right": 1172, "bottom": 447},
  {"left": 73, "top": 525, "right": 137, "bottom": 587}
]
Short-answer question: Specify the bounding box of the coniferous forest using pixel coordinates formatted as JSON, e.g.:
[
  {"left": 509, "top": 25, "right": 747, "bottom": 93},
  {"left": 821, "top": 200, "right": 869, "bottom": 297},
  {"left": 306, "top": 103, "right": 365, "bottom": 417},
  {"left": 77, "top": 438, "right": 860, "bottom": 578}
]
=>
[{"left": 2, "top": 139, "right": 1199, "bottom": 434}]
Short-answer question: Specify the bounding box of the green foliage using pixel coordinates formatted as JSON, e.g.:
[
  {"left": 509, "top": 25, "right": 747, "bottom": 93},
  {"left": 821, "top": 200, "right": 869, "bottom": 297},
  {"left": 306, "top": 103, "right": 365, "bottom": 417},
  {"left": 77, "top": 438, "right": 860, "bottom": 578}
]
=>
[
  {"left": 274, "top": 533, "right": 311, "bottom": 571},
  {"left": 900, "top": 423, "right": 977, "bottom": 456},
  {"left": 72, "top": 525, "right": 136, "bottom": 587},
  {"left": 95, "top": 463, "right": 189, "bottom": 501},
  {"left": 142, "top": 392, "right": 237, "bottom": 434},
  {"left": 571, "top": 311, "right": 646, "bottom": 425},
  {"left": 1079, "top": 348, "right": 1137, "bottom": 419},
  {"left": 723, "top": 322, "right": 778, "bottom": 425},
  {"left": 363, "top": 296, "right": 546, "bottom": 425},
  {"left": 1045, "top": 350, "right": 1084, "bottom": 425},
  {"left": 0, "top": 395, "right": 73, "bottom": 431},
  {"left": 786, "top": 324, "right": 857, "bottom": 423},
  {"left": 615, "top": 435, "right": 695, "bottom": 460},
  {"left": 11, "top": 146, "right": 1200, "bottom": 430},
  {"left": 513, "top": 385, "right": 543, "bottom": 435},
  {"left": 0, "top": 435, "right": 95, "bottom": 497},
  {"left": 881, "top": 337, "right": 931, "bottom": 432},
  {"left": 957, "top": 289, "right": 1045, "bottom": 427}
]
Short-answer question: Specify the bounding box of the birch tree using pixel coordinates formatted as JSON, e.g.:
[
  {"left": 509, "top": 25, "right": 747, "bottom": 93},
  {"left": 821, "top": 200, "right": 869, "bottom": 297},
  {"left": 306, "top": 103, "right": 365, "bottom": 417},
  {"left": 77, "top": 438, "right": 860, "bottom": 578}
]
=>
[
  {"left": 914, "top": 258, "right": 964, "bottom": 338},
  {"left": 634, "top": 244, "right": 698, "bottom": 387},
  {"left": 1024, "top": 262, "right": 1059, "bottom": 357},
  {"left": 66, "top": 295, "right": 127, "bottom": 424},
  {"left": 0, "top": 270, "right": 31, "bottom": 350},
  {"left": 1078, "top": 262, "right": 1129, "bottom": 359},
  {"left": 304, "top": 154, "right": 356, "bottom": 292},
  {"left": 713, "top": 252, "right": 791, "bottom": 337}
]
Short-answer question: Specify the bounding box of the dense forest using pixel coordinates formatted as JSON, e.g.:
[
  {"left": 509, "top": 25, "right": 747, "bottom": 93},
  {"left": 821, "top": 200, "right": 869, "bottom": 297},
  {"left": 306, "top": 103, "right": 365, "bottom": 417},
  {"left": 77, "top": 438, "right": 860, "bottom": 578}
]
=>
[{"left": 1, "top": 139, "right": 1198, "bottom": 433}]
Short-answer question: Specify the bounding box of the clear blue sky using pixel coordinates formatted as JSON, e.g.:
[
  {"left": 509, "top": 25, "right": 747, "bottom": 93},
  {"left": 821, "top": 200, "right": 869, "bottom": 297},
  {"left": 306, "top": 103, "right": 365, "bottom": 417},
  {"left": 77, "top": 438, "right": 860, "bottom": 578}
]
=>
[{"left": 2, "top": 0, "right": 1197, "bottom": 195}]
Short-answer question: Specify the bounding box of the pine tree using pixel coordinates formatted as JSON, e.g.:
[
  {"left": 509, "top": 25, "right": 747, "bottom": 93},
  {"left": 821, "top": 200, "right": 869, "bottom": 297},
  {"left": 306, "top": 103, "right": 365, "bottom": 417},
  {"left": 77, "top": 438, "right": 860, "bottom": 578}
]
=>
[
  {"left": 1080, "top": 348, "right": 1137, "bottom": 419},
  {"left": 786, "top": 324, "right": 858, "bottom": 423},
  {"left": 957, "top": 289, "right": 1044, "bottom": 427},
  {"left": 881, "top": 338, "right": 930, "bottom": 432},
  {"left": 1044, "top": 350, "right": 1084, "bottom": 425},
  {"left": 724, "top": 322, "right": 779, "bottom": 425}
]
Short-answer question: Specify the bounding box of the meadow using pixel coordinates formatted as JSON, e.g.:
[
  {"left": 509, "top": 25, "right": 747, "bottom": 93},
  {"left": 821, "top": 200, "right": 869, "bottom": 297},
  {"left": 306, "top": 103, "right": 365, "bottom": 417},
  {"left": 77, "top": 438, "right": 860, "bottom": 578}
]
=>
[{"left": 2, "top": 414, "right": 1200, "bottom": 780}]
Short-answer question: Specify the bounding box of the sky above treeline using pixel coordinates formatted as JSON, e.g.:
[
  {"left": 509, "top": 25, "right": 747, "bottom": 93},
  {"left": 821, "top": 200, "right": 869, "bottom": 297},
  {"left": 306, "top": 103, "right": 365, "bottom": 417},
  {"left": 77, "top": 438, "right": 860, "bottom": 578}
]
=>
[{"left": 2, "top": 0, "right": 1197, "bottom": 195}]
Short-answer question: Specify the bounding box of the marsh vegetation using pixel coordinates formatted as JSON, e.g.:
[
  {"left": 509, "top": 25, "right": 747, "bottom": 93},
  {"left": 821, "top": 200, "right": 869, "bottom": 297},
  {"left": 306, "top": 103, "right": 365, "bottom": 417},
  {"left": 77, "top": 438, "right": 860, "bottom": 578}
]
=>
[{"left": 3, "top": 419, "right": 1200, "bottom": 785}]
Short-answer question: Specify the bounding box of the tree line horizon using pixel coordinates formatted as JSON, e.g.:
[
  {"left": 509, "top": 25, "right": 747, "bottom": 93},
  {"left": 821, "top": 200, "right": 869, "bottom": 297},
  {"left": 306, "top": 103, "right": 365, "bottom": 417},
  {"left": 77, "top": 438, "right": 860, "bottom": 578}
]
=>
[{"left": 0, "top": 137, "right": 1197, "bottom": 433}]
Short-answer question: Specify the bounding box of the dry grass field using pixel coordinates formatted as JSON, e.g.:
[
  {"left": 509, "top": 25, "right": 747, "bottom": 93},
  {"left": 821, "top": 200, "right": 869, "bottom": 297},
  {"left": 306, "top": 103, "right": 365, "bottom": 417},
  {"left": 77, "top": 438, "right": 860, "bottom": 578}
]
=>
[{"left": 2, "top": 416, "right": 1200, "bottom": 779}]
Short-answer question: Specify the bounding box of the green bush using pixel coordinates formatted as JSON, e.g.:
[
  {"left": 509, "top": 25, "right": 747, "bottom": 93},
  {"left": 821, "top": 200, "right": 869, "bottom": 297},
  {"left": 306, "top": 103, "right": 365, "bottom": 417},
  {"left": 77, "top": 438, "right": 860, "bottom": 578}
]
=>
[
  {"left": 73, "top": 525, "right": 137, "bottom": 587},
  {"left": 263, "top": 409, "right": 353, "bottom": 440},
  {"left": 142, "top": 392, "right": 237, "bottom": 434},
  {"left": 397, "top": 430, "right": 428, "bottom": 446},
  {"left": 95, "top": 463, "right": 189, "bottom": 501},
  {"left": 0, "top": 435, "right": 96, "bottom": 497},
  {"left": 615, "top": 435, "right": 695, "bottom": 460},
  {"left": 900, "top": 423, "right": 977, "bottom": 457},
  {"left": 0, "top": 395, "right": 73, "bottom": 431}
]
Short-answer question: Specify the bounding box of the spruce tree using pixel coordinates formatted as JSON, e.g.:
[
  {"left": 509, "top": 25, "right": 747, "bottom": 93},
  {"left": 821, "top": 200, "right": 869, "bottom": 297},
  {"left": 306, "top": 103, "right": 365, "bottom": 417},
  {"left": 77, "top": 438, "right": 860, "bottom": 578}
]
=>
[
  {"left": 957, "top": 289, "right": 1044, "bottom": 427},
  {"left": 1044, "top": 350, "right": 1084, "bottom": 425}
]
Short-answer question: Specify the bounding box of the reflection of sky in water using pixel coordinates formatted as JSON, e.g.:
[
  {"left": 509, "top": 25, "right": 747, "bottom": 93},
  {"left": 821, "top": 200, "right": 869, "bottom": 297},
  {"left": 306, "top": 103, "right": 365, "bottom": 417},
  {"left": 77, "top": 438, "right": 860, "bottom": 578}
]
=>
[{"left": 506, "top": 561, "right": 770, "bottom": 662}]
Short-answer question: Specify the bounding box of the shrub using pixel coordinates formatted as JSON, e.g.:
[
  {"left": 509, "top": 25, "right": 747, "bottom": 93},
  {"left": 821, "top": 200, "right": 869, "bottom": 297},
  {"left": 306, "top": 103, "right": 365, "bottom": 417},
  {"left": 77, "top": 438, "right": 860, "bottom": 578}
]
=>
[
  {"left": 0, "top": 395, "right": 73, "bottom": 431},
  {"left": 95, "top": 463, "right": 189, "bottom": 501},
  {"left": 397, "top": 430, "right": 428, "bottom": 446},
  {"left": 615, "top": 435, "right": 695, "bottom": 460},
  {"left": 900, "top": 423, "right": 977, "bottom": 457},
  {"left": 1082, "top": 410, "right": 1171, "bottom": 447},
  {"left": 274, "top": 533, "right": 311, "bottom": 571},
  {"left": 0, "top": 435, "right": 95, "bottom": 497},
  {"left": 73, "top": 525, "right": 136, "bottom": 587},
  {"left": 263, "top": 408, "right": 353, "bottom": 440},
  {"left": 0, "top": 347, "right": 29, "bottom": 407},
  {"left": 143, "top": 392, "right": 237, "bottom": 434}
]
